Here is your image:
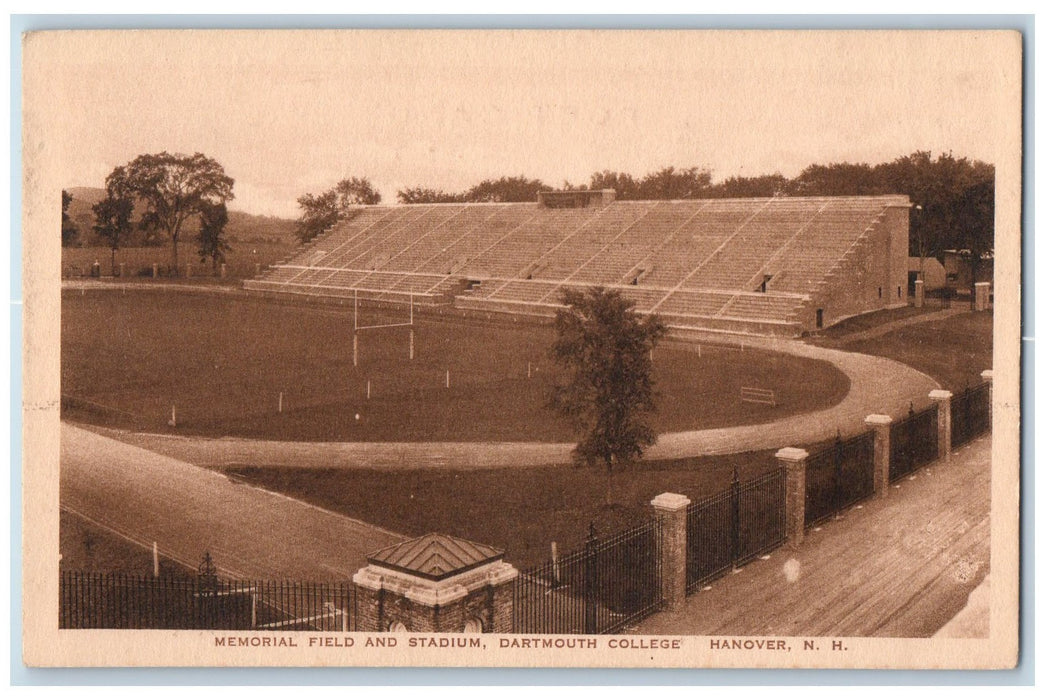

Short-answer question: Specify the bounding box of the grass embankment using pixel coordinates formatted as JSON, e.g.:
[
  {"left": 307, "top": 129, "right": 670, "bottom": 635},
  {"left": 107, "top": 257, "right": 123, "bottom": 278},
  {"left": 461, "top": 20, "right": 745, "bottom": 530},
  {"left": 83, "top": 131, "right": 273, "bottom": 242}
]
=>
[
  {"left": 229, "top": 450, "right": 778, "bottom": 569},
  {"left": 60, "top": 509, "right": 192, "bottom": 576},
  {"left": 816, "top": 310, "right": 993, "bottom": 392}
]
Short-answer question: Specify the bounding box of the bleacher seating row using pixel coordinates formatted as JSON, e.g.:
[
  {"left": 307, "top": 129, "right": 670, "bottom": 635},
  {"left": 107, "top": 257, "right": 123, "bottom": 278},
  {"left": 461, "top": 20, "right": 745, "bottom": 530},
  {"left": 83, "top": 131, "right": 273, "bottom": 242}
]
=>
[{"left": 244, "top": 196, "right": 905, "bottom": 330}]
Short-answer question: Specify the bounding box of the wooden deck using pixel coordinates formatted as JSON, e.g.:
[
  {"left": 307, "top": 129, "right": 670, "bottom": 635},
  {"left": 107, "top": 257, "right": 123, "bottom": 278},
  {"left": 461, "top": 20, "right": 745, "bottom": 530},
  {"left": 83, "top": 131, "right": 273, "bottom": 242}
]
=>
[{"left": 634, "top": 435, "right": 991, "bottom": 638}]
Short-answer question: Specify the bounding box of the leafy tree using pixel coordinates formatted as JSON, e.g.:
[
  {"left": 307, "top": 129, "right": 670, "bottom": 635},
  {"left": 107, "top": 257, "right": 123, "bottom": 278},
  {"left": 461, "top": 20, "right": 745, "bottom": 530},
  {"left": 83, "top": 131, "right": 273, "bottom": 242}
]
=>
[
  {"left": 465, "top": 176, "right": 546, "bottom": 203},
  {"left": 549, "top": 287, "right": 667, "bottom": 503},
  {"left": 296, "top": 177, "right": 381, "bottom": 243},
  {"left": 707, "top": 173, "right": 790, "bottom": 199},
  {"left": 954, "top": 177, "right": 995, "bottom": 283},
  {"left": 61, "top": 190, "right": 79, "bottom": 247},
  {"left": 636, "top": 166, "right": 712, "bottom": 200},
  {"left": 115, "top": 152, "right": 235, "bottom": 274},
  {"left": 790, "top": 162, "right": 884, "bottom": 196},
  {"left": 91, "top": 168, "right": 135, "bottom": 274},
  {"left": 197, "top": 200, "right": 231, "bottom": 271},
  {"left": 295, "top": 189, "right": 341, "bottom": 243},
  {"left": 396, "top": 186, "right": 464, "bottom": 204},
  {"left": 589, "top": 171, "right": 641, "bottom": 200},
  {"left": 333, "top": 177, "right": 382, "bottom": 208}
]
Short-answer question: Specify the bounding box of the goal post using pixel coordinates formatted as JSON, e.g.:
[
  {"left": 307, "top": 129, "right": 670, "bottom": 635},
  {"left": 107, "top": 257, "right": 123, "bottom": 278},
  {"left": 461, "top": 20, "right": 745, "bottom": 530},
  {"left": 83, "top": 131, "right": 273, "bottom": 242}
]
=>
[{"left": 352, "top": 289, "right": 416, "bottom": 367}]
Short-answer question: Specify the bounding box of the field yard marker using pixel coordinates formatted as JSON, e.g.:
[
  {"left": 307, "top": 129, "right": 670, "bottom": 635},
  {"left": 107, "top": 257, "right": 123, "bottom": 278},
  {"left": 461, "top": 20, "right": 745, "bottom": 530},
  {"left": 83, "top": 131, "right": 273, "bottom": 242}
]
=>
[
  {"left": 445, "top": 369, "right": 450, "bottom": 389},
  {"left": 152, "top": 542, "right": 159, "bottom": 577},
  {"left": 551, "top": 541, "right": 560, "bottom": 584},
  {"left": 367, "top": 380, "right": 371, "bottom": 400},
  {"left": 278, "top": 391, "right": 283, "bottom": 413},
  {"left": 698, "top": 344, "right": 702, "bottom": 358},
  {"left": 168, "top": 404, "right": 176, "bottom": 428}
]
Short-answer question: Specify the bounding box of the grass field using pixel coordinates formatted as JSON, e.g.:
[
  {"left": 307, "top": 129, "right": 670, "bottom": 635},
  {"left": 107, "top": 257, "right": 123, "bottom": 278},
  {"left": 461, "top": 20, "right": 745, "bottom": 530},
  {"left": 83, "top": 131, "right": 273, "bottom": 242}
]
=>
[
  {"left": 60, "top": 509, "right": 191, "bottom": 576},
  {"left": 62, "top": 288, "right": 850, "bottom": 442},
  {"left": 820, "top": 311, "right": 993, "bottom": 392}
]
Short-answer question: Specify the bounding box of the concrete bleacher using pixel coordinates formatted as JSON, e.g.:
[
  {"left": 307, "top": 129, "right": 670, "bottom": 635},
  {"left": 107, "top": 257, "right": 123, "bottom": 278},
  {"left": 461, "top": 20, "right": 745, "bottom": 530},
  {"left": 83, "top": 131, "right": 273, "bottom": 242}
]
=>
[{"left": 245, "top": 195, "right": 905, "bottom": 335}]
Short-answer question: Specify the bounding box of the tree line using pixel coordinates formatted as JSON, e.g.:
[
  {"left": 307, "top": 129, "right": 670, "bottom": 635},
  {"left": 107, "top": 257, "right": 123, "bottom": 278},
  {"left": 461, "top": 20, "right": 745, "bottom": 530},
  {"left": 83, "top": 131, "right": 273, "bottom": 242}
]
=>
[
  {"left": 296, "top": 151, "right": 993, "bottom": 266},
  {"left": 63, "top": 152, "right": 235, "bottom": 276}
]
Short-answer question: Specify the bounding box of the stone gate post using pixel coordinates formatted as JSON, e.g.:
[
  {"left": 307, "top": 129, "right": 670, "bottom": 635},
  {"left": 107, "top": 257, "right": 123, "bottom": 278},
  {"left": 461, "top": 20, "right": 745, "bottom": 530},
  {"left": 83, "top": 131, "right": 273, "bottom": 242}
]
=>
[
  {"left": 981, "top": 369, "right": 994, "bottom": 427},
  {"left": 865, "top": 414, "right": 893, "bottom": 497},
  {"left": 776, "top": 447, "right": 809, "bottom": 547},
  {"left": 930, "top": 389, "right": 954, "bottom": 461},
  {"left": 651, "top": 492, "right": 690, "bottom": 612}
]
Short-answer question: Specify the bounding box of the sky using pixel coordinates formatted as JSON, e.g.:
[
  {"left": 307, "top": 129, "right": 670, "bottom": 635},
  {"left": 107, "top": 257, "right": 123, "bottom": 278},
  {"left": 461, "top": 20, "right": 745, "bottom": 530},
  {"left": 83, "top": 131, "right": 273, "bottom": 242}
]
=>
[{"left": 32, "top": 29, "right": 1019, "bottom": 218}]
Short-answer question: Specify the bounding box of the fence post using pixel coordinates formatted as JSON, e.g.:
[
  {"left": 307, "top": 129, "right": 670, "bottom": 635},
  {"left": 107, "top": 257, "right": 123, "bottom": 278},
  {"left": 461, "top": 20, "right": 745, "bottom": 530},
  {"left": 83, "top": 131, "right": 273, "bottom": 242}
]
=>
[
  {"left": 974, "top": 282, "right": 991, "bottom": 311},
  {"left": 584, "top": 523, "right": 598, "bottom": 635},
  {"left": 981, "top": 369, "right": 993, "bottom": 427},
  {"left": 650, "top": 492, "right": 691, "bottom": 613},
  {"left": 776, "top": 447, "right": 809, "bottom": 547},
  {"left": 865, "top": 414, "right": 893, "bottom": 497},
  {"left": 929, "top": 389, "right": 954, "bottom": 461}
]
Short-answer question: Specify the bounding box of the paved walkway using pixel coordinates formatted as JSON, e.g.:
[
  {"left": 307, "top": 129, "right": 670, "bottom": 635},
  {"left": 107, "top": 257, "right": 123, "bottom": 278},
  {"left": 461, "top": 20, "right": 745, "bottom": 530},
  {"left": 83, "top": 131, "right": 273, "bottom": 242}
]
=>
[
  {"left": 632, "top": 435, "right": 991, "bottom": 638},
  {"left": 61, "top": 422, "right": 404, "bottom": 580},
  {"left": 86, "top": 339, "right": 938, "bottom": 469}
]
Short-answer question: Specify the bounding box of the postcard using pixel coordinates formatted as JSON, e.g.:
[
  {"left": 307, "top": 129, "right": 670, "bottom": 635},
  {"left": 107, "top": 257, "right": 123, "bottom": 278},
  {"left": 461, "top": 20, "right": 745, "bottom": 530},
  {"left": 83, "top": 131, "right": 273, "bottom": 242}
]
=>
[{"left": 21, "top": 28, "right": 1021, "bottom": 669}]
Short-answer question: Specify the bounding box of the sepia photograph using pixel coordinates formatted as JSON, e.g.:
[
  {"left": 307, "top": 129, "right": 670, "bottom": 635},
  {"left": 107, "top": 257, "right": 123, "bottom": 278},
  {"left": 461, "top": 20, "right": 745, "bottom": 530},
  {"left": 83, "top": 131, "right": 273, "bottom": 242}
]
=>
[{"left": 19, "top": 27, "right": 1022, "bottom": 669}]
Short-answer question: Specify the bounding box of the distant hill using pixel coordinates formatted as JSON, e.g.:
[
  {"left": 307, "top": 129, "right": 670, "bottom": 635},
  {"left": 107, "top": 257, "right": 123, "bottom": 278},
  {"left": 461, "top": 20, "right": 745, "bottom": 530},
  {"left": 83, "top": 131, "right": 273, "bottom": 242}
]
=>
[{"left": 62, "top": 186, "right": 298, "bottom": 246}]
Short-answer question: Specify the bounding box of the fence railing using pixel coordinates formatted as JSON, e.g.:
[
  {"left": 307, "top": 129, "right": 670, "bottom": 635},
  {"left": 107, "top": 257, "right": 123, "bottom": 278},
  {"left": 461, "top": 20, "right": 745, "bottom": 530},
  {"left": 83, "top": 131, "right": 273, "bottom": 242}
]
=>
[
  {"left": 513, "top": 520, "right": 662, "bottom": 635},
  {"left": 60, "top": 571, "right": 357, "bottom": 631},
  {"left": 685, "top": 468, "right": 787, "bottom": 594},
  {"left": 951, "top": 382, "right": 991, "bottom": 448},
  {"left": 890, "top": 405, "right": 939, "bottom": 481},
  {"left": 804, "top": 431, "right": 875, "bottom": 528}
]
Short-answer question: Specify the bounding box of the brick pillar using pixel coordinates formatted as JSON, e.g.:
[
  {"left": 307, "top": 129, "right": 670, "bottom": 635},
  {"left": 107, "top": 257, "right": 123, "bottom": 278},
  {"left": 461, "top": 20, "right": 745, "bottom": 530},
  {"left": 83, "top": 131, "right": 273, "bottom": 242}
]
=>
[
  {"left": 776, "top": 448, "right": 809, "bottom": 547},
  {"left": 865, "top": 414, "right": 893, "bottom": 497},
  {"left": 975, "top": 282, "right": 991, "bottom": 311},
  {"left": 981, "top": 369, "right": 993, "bottom": 427},
  {"left": 650, "top": 492, "right": 691, "bottom": 612},
  {"left": 930, "top": 389, "right": 953, "bottom": 461},
  {"left": 914, "top": 279, "right": 924, "bottom": 308}
]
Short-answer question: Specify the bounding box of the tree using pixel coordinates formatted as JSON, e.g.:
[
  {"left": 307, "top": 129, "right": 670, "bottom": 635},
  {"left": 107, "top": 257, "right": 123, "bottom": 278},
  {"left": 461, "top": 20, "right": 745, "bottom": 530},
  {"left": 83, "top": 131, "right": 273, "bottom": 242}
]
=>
[
  {"left": 636, "top": 166, "right": 712, "bottom": 200},
  {"left": 548, "top": 287, "right": 667, "bottom": 503},
  {"left": 465, "top": 176, "right": 546, "bottom": 203},
  {"left": 295, "top": 189, "right": 341, "bottom": 243},
  {"left": 333, "top": 177, "right": 382, "bottom": 208},
  {"left": 954, "top": 177, "right": 995, "bottom": 284},
  {"left": 396, "top": 186, "right": 464, "bottom": 204},
  {"left": 118, "top": 152, "right": 235, "bottom": 274},
  {"left": 61, "top": 190, "right": 79, "bottom": 247},
  {"left": 296, "top": 177, "right": 381, "bottom": 243},
  {"left": 91, "top": 168, "right": 134, "bottom": 274},
  {"left": 197, "top": 200, "right": 231, "bottom": 271}
]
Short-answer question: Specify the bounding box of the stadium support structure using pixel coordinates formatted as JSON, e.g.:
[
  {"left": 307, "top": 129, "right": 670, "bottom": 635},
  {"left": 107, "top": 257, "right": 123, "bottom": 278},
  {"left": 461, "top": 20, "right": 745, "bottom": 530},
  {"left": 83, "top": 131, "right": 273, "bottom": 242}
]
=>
[{"left": 244, "top": 193, "right": 909, "bottom": 337}]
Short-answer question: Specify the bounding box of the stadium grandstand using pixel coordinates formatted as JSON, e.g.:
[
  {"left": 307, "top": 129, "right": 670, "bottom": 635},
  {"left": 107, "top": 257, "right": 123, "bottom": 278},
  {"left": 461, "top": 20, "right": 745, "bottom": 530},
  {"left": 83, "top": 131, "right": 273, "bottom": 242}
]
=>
[{"left": 244, "top": 191, "right": 910, "bottom": 337}]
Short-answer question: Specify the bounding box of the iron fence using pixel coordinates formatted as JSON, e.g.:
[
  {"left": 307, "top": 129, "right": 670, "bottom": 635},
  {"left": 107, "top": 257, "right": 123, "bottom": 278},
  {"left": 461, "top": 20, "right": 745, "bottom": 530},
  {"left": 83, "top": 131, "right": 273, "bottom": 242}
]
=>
[
  {"left": 889, "top": 405, "right": 939, "bottom": 481},
  {"left": 951, "top": 382, "right": 991, "bottom": 448},
  {"left": 513, "top": 520, "right": 662, "bottom": 635},
  {"left": 60, "top": 571, "right": 357, "bottom": 631},
  {"left": 804, "top": 431, "right": 875, "bottom": 528},
  {"left": 685, "top": 468, "right": 787, "bottom": 593}
]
